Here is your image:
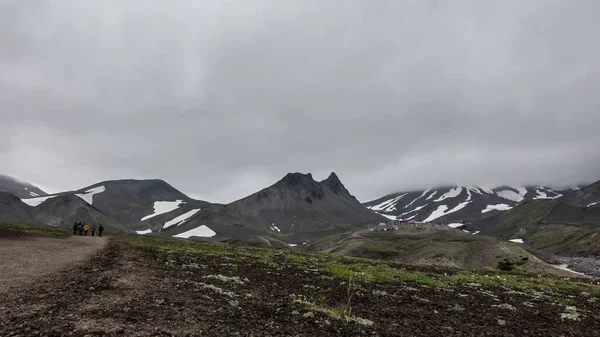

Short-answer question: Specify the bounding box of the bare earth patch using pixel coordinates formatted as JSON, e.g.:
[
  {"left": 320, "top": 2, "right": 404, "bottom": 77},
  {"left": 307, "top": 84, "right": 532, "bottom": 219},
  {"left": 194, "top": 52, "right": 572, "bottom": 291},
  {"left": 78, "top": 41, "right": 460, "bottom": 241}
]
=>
[{"left": 0, "top": 234, "right": 108, "bottom": 293}]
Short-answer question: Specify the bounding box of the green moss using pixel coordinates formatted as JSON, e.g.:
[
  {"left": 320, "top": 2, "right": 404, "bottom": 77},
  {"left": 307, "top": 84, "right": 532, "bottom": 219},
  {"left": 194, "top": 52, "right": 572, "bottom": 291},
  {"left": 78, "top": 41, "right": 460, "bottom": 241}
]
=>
[
  {"left": 117, "top": 234, "right": 600, "bottom": 296},
  {"left": 0, "top": 223, "right": 70, "bottom": 237},
  {"left": 322, "top": 262, "right": 446, "bottom": 287}
]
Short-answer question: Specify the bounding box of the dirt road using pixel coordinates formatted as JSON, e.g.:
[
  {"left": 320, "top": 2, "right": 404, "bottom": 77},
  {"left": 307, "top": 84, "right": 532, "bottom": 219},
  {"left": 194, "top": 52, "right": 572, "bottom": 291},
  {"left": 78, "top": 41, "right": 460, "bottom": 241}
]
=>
[{"left": 0, "top": 234, "right": 108, "bottom": 293}]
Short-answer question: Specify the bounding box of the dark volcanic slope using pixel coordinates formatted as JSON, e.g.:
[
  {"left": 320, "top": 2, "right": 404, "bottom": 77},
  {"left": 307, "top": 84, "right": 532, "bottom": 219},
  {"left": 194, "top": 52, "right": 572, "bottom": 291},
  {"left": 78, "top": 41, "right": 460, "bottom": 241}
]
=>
[
  {"left": 166, "top": 172, "right": 383, "bottom": 238},
  {"left": 466, "top": 199, "right": 600, "bottom": 256},
  {"left": 0, "top": 192, "right": 39, "bottom": 224},
  {"left": 0, "top": 174, "right": 47, "bottom": 199},
  {"left": 19, "top": 179, "right": 211, "bottom": 232},
  {"left": 364, "top": 185, "right": 565, "bottom": 224},
  {"left": 561, "top": 180, "right": 600, "bottom": 208},
  {"left": 33, "top": 194, "right": 128, "bottom": 232},
  {"left": 74, "top": 179, "right": 210, "bottom": 225}
]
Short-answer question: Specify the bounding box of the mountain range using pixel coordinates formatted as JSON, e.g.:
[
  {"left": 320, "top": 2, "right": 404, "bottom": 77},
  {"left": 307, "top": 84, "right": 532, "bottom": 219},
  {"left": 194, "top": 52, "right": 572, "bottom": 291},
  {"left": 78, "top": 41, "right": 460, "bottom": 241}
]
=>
[
  {"left": 163, "top": 172, "right": 382, "bottom": 238},
  {"left": 2, "top": 172, "right": 382, "bottom": 238},
  {"left": 1, "top": 172, "right": 599, "bottom": 251},
  {"left": 363, "top": 185, "right": 568, "bottom": 224}
]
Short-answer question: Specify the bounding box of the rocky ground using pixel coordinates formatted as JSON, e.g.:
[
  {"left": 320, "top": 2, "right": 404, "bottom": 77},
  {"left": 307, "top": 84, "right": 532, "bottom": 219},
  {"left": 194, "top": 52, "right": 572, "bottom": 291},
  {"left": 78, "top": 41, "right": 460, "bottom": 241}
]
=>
[
  {"left": 0, "top": 228, "right": 599, "bottom": 336},
  {"left": 557, "top": 256, "right": 600, "bottom": 277},
  {"left": 0, "top": 227, "right": 107, "bottom": 293}
]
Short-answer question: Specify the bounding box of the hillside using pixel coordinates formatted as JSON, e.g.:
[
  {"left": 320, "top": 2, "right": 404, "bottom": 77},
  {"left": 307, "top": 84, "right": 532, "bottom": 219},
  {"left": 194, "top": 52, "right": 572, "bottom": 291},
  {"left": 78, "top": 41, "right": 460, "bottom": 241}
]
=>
[
  {"left": 2, "top": 225, "right": 599, "bottom": 336},
  {"left": 72, "top": 179, "right": 210, "bottom": 225},
  {"left": 32, "top": 194, "right": 129, "bottom": 232},
  {"left": 305, "top": 227, "right": 574, "bottom": 275},
  {"left": 0, "top": 174, "right": 47, "bottom": 199},
  {"left": 0, "top": 192, "right": 39, "bottom": 225},
  {"left": 20, "top": 179, "right": 211, "bottom": 232},
  {"left": 466, "top": 200, "right": 600, "bottom": 257},
  {"left": 364, "top": 185, "right": 565, "bottom": 224},
  {"left": 561, "top": 180, "right": 600, "bottom": 208},
  {"left": 161, "top": 172, "right": 383, "bottom": 238}
]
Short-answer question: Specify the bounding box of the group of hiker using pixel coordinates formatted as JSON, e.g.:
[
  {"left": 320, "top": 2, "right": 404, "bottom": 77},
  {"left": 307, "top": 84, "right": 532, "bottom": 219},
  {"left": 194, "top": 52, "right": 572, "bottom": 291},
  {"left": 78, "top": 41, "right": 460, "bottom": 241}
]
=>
[{"left": 73, "top": 221, "right": 104, "bottom": 237}]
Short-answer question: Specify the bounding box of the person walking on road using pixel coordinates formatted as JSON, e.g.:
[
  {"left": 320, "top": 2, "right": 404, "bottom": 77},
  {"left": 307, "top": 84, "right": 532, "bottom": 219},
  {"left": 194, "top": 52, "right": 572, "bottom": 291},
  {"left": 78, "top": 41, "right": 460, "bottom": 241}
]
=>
[
  {"left": 77, "top": 223, "right": 83, "bottom": 236},
  {"left": 98, "top": 224, "right": 104, "bottom": 237},
  {"left": 91, "top": 224, "right": 96, "bottom": 237},
  {"left": 83, "top": 223, "right": 89, "bottom": 236},
  {"left": 73, "top": 222, "right": 79, "bottom": 235}
]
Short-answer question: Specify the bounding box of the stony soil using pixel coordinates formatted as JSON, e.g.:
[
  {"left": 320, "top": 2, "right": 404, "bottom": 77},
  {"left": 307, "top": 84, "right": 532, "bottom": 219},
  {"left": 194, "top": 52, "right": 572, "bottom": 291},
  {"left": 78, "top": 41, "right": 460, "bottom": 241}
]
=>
[
  {"left": 0, "top": 230, "right": 107, "bottom": 293},
  {"left": 557, "top": 256, "right": 600, "bottom": 277},
  {"left": 0, "top": 235, "right": 599, "bottom": 336}
]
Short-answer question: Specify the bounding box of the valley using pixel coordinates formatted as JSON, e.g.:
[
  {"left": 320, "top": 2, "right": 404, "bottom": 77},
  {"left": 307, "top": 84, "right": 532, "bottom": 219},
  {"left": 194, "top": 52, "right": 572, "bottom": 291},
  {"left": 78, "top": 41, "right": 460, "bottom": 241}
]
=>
[
  {"left": 0, "top": 224, "right": 599, "bottom": 336},
  {"left": 1, "top": 172, "right": 600, "bottom": 336},
  {"left": 1, "top": 173, "right": 600, "bottom": 277}
]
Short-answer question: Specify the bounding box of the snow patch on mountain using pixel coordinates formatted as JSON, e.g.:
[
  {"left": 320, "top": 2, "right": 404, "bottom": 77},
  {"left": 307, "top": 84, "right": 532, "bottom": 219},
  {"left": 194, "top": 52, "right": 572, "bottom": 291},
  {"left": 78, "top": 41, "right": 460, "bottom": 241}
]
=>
[
  {"left": 141, "top": 200, "right": 185, "bottom": 221},
  {"left": 513, "top": 186, "right": 528, "bottom": 197},
  {"left": 588, "top": 201, "right": 600, "bottom": 207},
  {"left": 163, "top": 209, "right": 202, "bottom": 229},
  {"left": 533, "top": 188, "right": 562, "bottom": 200},
  {"left": 173, "top": 225, "right": 216, "bottom": 238},
  {"left": 466, "top": 186, "right": 483, "bottom": 195},
  {"left": 425, "top": 191, "right": 438, "bottom": 200},
  {"left": 401, "top": 205, "right": 427, "bottom": 216},
  {"left": 496, "top": 190, "right": 524, "bottom": 202},
  {"left": 447, "top": 223, "right": 464, "bottom": 228},
  {"left": 482, "top": 204, "right": 513, "bottom": 213},
  {"left": 424, "top": 201, "right": 470, "bottom": 222},
  {"left": 434, "top": 187, "right": 462, "bottom": 202},
  {"left": 75, "top": 186, "right": 106, "bottom": 205},
  {"left": 377, "top": 212, "right": 398, "bottom": 220},
  {"left": 369, "top": 194, "right": 407, "bottom": 211},
  {"left": 533, "top": 190, "right": 548, "bottom": 199},
  {"left": 404, "top": 189, "right": 430, "bottom": 209},
  {"left": 270, "top": 223, "right": 281, "bottom": 232},
  {"left": 136, "top": 229, "right": 153, "bottom": 235},
  {"left": 509, "top": 239, "right": 524, "bottom": 244},
  {"left": 21, "top": 195, "right": 55, "bottom": 207}
]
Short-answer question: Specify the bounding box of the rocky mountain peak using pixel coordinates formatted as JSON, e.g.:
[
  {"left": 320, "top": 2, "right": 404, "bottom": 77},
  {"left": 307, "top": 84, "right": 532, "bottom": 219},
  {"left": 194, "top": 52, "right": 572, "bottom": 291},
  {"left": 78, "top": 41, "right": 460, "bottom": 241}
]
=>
[
  {"left": 322, "top": 172, "right": 347, "bottom": 195},
  {"left": 278, "top": 172, "right": 315, "bottom": 188}
]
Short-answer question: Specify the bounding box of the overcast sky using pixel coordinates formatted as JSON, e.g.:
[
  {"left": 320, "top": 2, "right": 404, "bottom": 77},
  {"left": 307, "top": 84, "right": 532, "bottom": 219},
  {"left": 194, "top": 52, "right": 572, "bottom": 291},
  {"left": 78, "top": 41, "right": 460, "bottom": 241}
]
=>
[{"left": 1, "top": 0, "right": 599, "bottom": 203}]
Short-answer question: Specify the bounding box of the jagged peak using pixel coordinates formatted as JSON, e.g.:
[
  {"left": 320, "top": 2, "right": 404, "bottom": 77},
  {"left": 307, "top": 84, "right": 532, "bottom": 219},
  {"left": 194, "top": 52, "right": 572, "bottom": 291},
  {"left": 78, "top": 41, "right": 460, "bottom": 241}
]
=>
[
  {"left": 322, "top": 172, "right": 340, "bottom": 182},
  {"left": 278, "top": 172, "right": 315, "bottom": 187},
  {"left": 322, "top": 172, "right": 346, "bottom": 194}
]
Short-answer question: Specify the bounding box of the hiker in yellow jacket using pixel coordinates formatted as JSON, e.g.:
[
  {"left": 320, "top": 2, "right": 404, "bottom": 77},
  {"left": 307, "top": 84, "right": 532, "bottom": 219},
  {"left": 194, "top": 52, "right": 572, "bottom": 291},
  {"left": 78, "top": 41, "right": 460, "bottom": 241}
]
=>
[{"left": 83, "top": 223, "right": 89, "bottom": 236}]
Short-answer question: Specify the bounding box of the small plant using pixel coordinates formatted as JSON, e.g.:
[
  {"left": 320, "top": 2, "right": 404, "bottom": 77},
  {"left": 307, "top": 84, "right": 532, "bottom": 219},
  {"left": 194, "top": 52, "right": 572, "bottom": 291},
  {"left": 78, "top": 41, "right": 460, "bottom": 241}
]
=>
[
  {"left": 204, "top": 274, "right": 245, "bottom": 284},
  {"left": 492, "top": 303, "right": 517, "bottom": 311},
  {"left": 302, "top": 311, "right": 315, "bottom": 318},
  {"left": 561, "top": 306, "right": 580, "bottom": 321},
  {"left": 228, "top": 300, "right": 239, "bottom": 307},
  {"left": 331, "top": 306, "right": 352, "bottom": 319},
  {"left": 451, "top": 304, "right": 465, "bottom": 312},
  {"left": 372, "top": 290, "right": 388, "bottom": 296},
  {"left": 343, "top": 276, "right": 358, "bottom": 317},
  {"left": 497, "top": 259, "right": 515, "bottom": 271},
  {"left": 195, "top": 282, "right": 235, "bottom": 298},
  {"left": 354, "top": 317, "right": 375, "bottom": 327}
]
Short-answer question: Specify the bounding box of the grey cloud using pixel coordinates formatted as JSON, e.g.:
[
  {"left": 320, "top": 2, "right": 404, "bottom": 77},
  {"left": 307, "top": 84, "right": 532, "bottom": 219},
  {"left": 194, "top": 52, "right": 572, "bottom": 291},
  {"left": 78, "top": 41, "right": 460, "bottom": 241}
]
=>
[{"left": 1, "top": 0, "right": 599, "bottom": 203}]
